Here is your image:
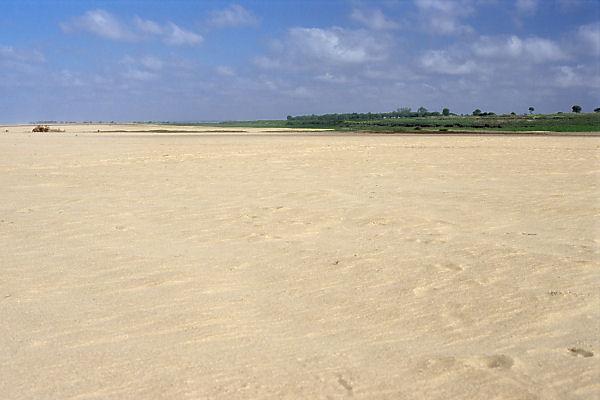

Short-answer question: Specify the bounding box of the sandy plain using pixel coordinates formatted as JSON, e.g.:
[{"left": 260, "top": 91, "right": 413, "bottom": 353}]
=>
[{"left": 1, "top": 124, "right": 599, "bottom": 399}]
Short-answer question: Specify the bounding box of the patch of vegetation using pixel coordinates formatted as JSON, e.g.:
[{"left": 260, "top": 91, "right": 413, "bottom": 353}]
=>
[
  {"left": 279, "top": 108, "right": 600, "bottom": 132},
  {"left": 161, "top": 107, "right": 600, "bottom": 133},
  {"left": 238, "top": 113, "right": 596, "bottom": 133}
]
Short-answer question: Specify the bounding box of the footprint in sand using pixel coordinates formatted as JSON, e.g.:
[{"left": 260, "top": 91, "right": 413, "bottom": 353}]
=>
[
  {"left": 484, "top": 354, "right": 514, "bottom": 369},
  {"left": 446, "top": 354, "right": 516, "bottom": 372},
  {"left": 337, "top": 375, "right": 353, "bottom": 395},
  {"left": 568, "top": 347, "right": 594, "bottom": 358},
  {"left": 435, "top": 262, "right": 464, "bottom": 272}
]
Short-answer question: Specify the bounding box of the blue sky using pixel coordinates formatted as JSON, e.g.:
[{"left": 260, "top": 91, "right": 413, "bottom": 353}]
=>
[{"left": 1, "top": 0, "right": 599, "bottom": 122}]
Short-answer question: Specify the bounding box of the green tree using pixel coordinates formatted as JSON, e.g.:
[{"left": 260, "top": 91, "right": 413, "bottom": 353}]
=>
[
  {"left": 572, "top": 105, "right": 582, "bottom": 113},
  {"left": 594, "top": 107, "right": 600, "bottom": 113},
  {"left": 528, "top": 106, "right": 534, "bottom": 114},
  {"left": 442, "top": 108, "right": 450, "bottom": 116},
  {"left": 417, "top": 106, "right": 428, "bottom": 116},
  {"left": 473, "top": 109, "right": 482, "bottom": 116}
]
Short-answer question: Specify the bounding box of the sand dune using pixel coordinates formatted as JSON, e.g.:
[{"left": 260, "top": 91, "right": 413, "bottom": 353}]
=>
[{"left": 1, "top": 126, "right": 598, "bottom": 399}]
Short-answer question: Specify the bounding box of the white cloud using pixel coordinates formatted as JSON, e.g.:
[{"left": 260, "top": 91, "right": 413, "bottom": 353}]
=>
[
  {"left": 473, "top": 35, "right": 566, "bottom": 62},
  {"left": 119, "top": 55, "right": 163, "bottom": 81},
  {"left": 0, "top": 45, "right": 46, "bottom": 87},
  {"left": 577, "top": 22, "right": 600, "bottom": 55},
  {"left": 414, "top": 0, "right": 474, "bottom": 35},
  {"left": 122, "top": 68, "right": 158, "bottom": 81},
  {"left": 557, "top": 0, "right": 586, "bottom": 10},
  {"left": 140, "top": 56, "right": 163, "bottom": 71},
  {"left": 61, "top": 9, "right": 134, "bottom": 41},
  {"left": 209, "top": 4, "right": 259, "bottom": 28},
  {"left": 350, "top": 8, "right": 399, "bottom": 30},
  {"left": 253, "top": 56, "right": 282, "bottom": 69},
  {"left": 554, "top": 65, "right": 580, "bottom": 87},
  {"left": 57, "top": 69, "right": 85, "bottom": 87},
  {"left": 284, "top": 86, "right": 313, "bottom": 98},
  {"left": 286, "top": 27, "right": 387, "bottom": 65},
  {"left": 62, "top": 11, "right": 202, "bottom": 46},
  {"left": 431, "top": 17, "right": 473, "bottom": 35},
  {"left": 553, "top": 65, "right": 600, "bottom": 88},
  {"left": 133, "top": 16, "right": 164, "bottom": 35},
  {"left": 0, "top": 45, "right": 45, "bottom": 63},
  {"left": 215, "top": 66, "right": 236, "bottom": 76},
  {"left": 133, "top": 17, "right": 203, "bottom": 46},
  {"left": 254, "top": 27, "right": 388, "bottom": 71},
  {"left": 163, "top": 23, "right": 203, "bottom": 46},
  {"left": 420, "top": 50, "right": 478, "bottom": 75},
  {"left": 473, "top": 36, "right": 522, "bottom": 58},
  {"left": 523, "top": 38, "right": 567, "bottom": 62},
  {"left": 516, "top": 0, "right": 538, "bottom": 15},
  {"left": 315, "top": 72, "right": 348, "bottom": 84},
  {"left": 415, "top": 0, "right": 470, "bottom": 14},
  {"left": 259, "top": 77, "right": 279, "bottom": 91}
]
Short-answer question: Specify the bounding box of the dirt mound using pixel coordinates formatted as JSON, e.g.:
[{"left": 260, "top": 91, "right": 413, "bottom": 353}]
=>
[
  {"left": 32, "top": 125, "right": 50, "bottom": 132},
  {"left": 32, "top": 125, "right": 65, "bottom": 133}
]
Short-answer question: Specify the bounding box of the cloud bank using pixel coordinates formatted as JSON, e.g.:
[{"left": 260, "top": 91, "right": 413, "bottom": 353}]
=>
[
  {"left": 62, "top": 10, "right": 203, "bottom": 46},
  {"left": 1, "top": 1, "right": 598, "bottom": 122}
]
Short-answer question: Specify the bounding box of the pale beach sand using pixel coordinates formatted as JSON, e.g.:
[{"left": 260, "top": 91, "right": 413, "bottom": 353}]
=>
[{"left": 1, "top": 125, "right": 598, "bottom": 399}]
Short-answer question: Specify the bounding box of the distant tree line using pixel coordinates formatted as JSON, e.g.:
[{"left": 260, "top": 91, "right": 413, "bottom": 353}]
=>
[
  {"left": 472, "top": 109, "right": 496, "bottom": 116},
  {"left": 286, "top": 107, "right": 458, "bottom": 125},
  {"left": 286, "top": 105, "right": 595, "bottom": 126}
]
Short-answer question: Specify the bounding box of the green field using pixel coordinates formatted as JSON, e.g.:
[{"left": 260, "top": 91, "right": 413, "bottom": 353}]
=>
[
  {"left": 334, "top": 113, "right": 600, "bottom": 133},
  {"left": 178, "top": 112, "right": 600, "bottom": 133}
]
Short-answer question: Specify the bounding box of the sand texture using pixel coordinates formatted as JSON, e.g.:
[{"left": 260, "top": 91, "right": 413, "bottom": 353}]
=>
[{"left": 1, "top": 126, "right": 599, "bottom": 399}]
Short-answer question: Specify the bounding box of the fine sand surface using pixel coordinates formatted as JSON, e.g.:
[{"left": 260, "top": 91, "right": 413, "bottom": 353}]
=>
[{"left": 1, "top": 125, "right": 599, "bottom": 399}]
